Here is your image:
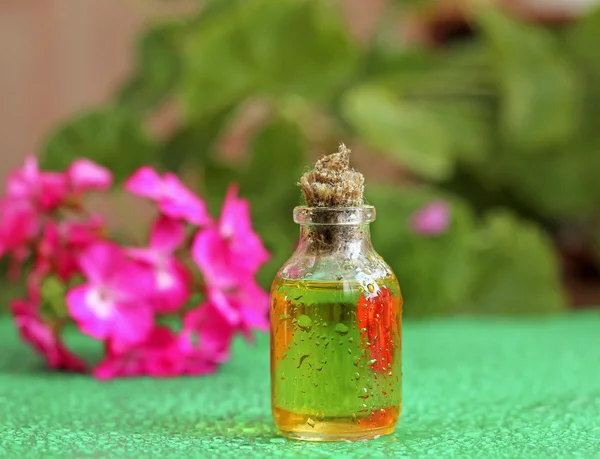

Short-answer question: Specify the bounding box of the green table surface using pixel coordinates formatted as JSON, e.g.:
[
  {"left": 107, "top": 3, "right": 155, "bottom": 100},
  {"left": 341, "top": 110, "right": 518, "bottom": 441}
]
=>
[{"left": 1, "top": 313, "right": 599, "bottom": 458}]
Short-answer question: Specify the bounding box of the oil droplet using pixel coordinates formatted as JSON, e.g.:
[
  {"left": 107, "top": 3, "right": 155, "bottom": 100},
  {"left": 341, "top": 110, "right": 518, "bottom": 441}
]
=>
[
  {"left": 354, "top": 357, "right": 361, "bottom": 367},
  {"left": 354, "top": 372, "right": 361, "bottom": 381},
  {"left": 307, "top": 418, "right": 316, "bottom": 428},
  {"left": 352, "top": 413, "right": 358, "bottom": 423},
  {"left": 316, "top": 412, "right": 325, "bottom": 422},
  {"left": 297, "top": 354, "right": 311, "bottom": 369},
  {"left": 322, "top": 322, "right": 328, "bottom": 327},
  {"left": 335, "top": 323, "right": 349, "bottom": 336},
  {"left": 347, "top": 348, "right": 352, "bottom": 355},
  {"left": 367, "top": 284, "right": 375, "bottom": 293},
  {"left": 348, "top": 337, "right": 354, "bottom": 343},
  {"left": 369, "top": 358, "right": 378, "bottom": 366},
  {"left": 297, "top": 315, "right": 312, "bottom": 331}
]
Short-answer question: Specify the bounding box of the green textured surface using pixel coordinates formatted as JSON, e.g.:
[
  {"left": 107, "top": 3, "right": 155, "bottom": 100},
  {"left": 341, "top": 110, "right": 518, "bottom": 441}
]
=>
[{"left": 1, "top": 313, "right": 599, "bottom": 458}]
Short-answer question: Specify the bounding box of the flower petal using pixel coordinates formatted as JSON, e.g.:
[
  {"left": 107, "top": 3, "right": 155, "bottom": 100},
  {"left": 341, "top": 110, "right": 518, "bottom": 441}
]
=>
[
  {"left": 160, "top": 173, "right": 211, "bottom": 225},
  {"left": 77, "top": 242, "right": 124, "bottom": 284},
  {"left": 192, "top": 227, "right": 238, "bottom": 288},
  {"left": 149, "top": 216, "right": 187, "bottom": 253},
  {"left": 409, "top": 200, "right": 451, "bottom": 236},
  {"left": 68, "top": 159, "right": 113, "bottom": 193},
  {"left": 124, "top": 166, "right": 162, "bottom": 199}
]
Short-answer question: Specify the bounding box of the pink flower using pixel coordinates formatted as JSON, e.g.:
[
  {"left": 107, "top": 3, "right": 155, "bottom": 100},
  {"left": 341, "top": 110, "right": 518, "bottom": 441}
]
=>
[
  {"left": 207, "top": 278, "right": 270, "bottom": 335},
  {"left": 127, "top": 216, "right": 192, "bottom": 313},
  {"left": 0, "top": 198, "right": 39, "bottom": 259},
  {"left": 11, "top": 299, "right": 86, "bottom": 372},
  {"left": 66, "top": 242, "right": 155, "bottom": 345},
  {"left": 61, "top": 216, "right": 106, "bottom": 247},
  {"left": 125, "top": 166, "right": 210, "bottom": 225},
  {"left": 182, "top": 304, "right": 235, "bottom": 364},
  {"left": 94, "top": 326, "right": 217, "bottom": 379},
  {"left": 34, "top": 217, "right": 106, "bottom": 282},
  {"left": 192, "top": 185, "right": 269, "bottom": 289},
  {"left": 7, "top": 156, "right": 67, "bottom": 210},
  {"left": 409, "top": 200, "right": 451, "bottom": 236},
  {"left": 67, "top": 159, "right": 112, "bottom": 194}
]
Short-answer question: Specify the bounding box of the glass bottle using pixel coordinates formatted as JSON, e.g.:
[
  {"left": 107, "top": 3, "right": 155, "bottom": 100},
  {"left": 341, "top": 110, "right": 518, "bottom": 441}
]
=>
[{"left": 270, "top": 205, "right": 402, "bottom": 441}]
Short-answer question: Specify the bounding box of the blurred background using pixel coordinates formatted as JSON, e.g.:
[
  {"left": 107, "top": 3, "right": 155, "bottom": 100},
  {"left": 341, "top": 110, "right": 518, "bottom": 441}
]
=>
[{"left": 2, "top": 0, "right": 600, "bottom": 317}]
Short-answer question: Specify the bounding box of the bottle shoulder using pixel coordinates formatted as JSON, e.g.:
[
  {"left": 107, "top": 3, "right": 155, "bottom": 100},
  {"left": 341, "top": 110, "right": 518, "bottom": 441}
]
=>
[{"left": 276, "top": 247, "right": 396, "bottom": 284}]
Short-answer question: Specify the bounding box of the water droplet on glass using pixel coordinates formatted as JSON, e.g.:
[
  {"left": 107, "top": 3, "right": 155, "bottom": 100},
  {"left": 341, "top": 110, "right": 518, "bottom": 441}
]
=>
[
  {"left": 367, "top": 284, "right": 375, "bottom": 293},
  {"left": 369, "top": 358, "right": 378, "bottom": 366},
  {"left": 348, "top": 337, "right": 354, "bottom": 343},
  {"left": 307, "top": 418, "right": 316, "bottom": 428},
  {"left": 347, "top": 348, "right": 352, "bottom": 354},
  {"left": 335, "top": 323, "right": 349, "bottom": 336},
  {"left": 316, "top": 412, "right": 325, "bottom": 422},
  {"left": 297, "top": 315, "right": 312, "bottom": 331}
]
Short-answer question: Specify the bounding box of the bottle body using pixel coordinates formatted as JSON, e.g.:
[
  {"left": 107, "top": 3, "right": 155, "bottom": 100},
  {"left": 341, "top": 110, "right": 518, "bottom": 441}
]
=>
[{"left": 270, "top": 206, "right": 402, "bottom": 441}]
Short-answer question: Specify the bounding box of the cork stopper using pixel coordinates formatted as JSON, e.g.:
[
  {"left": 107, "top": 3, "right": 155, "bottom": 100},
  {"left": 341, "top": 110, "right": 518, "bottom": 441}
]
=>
[{"left": 298, "top": 143, "right": 364, "bottom": 207}]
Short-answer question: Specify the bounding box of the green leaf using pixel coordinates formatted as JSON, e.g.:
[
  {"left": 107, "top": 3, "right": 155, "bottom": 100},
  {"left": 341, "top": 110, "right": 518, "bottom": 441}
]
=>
[
  {"left": 495, "top": 146, "right": 600, "bottom": 218},
  {"left": 243, "top": 118, "right": 306, "bottom": 287},
  {"left": 366, "top": 44, "right": 492, "bottom": 97},
  {"left": 179, "top": 0, "right": 358, "bottom": 120},
  {"left": 159, "top": 105, "right": 235, "bottom": 172},
  {"left": 368, "top": 186, "right": 476, "bottom": 316},
  {"left": 179, "top": 4, "right": 255, "bottom": 120},
  {"left": 368, "top": 187, "right": 565, "bottom": 316},
  {"left": 116, "top": 22, "right": 182, "bottom": 113},
  {"left": 464, "top": 210, "right": 566, "bottom": 315},
  {"left": 422, "top": 98, "right": 493, "bottom": 163},
  {"left": 246, "top": 0, "right": 358, "bottom": 101},
  {"left": 40, "top": 276, "right": 69, "bottom": 322},
  {"left": 341, "top": 85, "right": 452, "bottom": 179},
  {"left": 477, "top": 8, "right": 579, "bottom": 150},
  {"left": 42, "top": 107, "right": 157, "bottom": 182},
  {"left": 566, "top": 7, "right": 600, "bottom": 77},
  {"left": 241, "top": 118, "right": 305, "bottom": 201}
]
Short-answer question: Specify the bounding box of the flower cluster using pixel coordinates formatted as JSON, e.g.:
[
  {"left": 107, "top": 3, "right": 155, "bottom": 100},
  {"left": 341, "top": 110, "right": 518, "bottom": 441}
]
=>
[{"left": 1, "top": 157, "right": 270, "bottom": 379}]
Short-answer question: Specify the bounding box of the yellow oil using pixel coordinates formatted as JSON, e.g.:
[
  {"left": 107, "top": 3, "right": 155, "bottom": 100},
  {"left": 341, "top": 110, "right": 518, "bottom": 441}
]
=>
[{"left": 270, "top": 276, "right": 402, "bottom": 441}]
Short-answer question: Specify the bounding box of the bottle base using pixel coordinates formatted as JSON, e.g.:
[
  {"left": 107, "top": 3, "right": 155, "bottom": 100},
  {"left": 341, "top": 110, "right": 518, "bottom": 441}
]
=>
[
  {"left": 273, "top": 405, "right": 400, "bottom": 442},
  {"left": 277, "top": 426, "right": 395, "bottom": 442}
]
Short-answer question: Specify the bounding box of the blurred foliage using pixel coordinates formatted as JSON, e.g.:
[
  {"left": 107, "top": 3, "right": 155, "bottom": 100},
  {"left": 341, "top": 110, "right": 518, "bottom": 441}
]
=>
[{"left": 39, "top": 0, "right": 600, "bottom": 316}]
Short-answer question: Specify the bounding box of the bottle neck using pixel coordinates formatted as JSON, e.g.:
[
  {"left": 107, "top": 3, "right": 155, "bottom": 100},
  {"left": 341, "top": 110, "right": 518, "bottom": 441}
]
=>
[{"left": 297, "top": 223, "right": 374, "bottom": 257}]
